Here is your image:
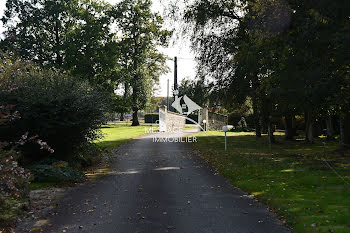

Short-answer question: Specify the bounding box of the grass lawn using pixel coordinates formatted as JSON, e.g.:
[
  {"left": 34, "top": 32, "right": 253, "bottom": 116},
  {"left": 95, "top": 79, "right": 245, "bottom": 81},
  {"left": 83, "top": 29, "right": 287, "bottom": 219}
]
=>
[
  {"left": 95, "top": 124, "right": 149, "bottom": 152},
  {"left": 193, "top": 131, "right": 350, "bottom": 233}
]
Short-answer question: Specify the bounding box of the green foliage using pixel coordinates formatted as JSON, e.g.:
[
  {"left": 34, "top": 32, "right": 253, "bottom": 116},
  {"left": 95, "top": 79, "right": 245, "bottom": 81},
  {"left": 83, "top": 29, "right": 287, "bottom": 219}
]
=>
[
  {"left": 112, "top": 0, "right": 171, "bottom": 125},
  {"left": 0, "top": 194, "right": 29, "bottom": 228},
  {"left": 36, "top": 157, "right": 59, "bottom": 166},
  {"left": 178, "top": 78, "right": 210, "bottom": 107},
  {"left": 72, "top": 143, "right": 102, "bottom": 168},
  {"left": 0, "top": 154, "right": 32, "bottom": 199},
  {"left": 177, "top": 0, "right": 350, "bottom": 142},
  {"left": 186, "top": 114, "right": 199, "bottom": 124},
  {"left": 145, "top": 97, "right": 165, "bottom": 113},
  {"left": 29, "top": 164, "right": 85, "bottom": 183},
  {"left": 144, "top": 113, "right": 159, "bottom": 123},
  {"left": 112, "top": 94, "right": 131, "bottom": 116},
  {"left": 0, "top": 68, "right": 110, "bottom": 162},
  {"left": 1, "top": 0, "right": 119, "bottom": 87},
  {"left": 0, "top": 150, "right": 31, "bottom": 228}
]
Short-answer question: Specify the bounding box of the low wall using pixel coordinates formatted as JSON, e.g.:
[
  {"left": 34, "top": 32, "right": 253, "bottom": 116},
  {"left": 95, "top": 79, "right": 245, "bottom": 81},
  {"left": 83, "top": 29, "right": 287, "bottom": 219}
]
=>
[
  {"left": 159, "top": 106, "right": 186, "bottom": 132},
  {"left": 200, "top": 108, "right": 228, "bottom": 131}
]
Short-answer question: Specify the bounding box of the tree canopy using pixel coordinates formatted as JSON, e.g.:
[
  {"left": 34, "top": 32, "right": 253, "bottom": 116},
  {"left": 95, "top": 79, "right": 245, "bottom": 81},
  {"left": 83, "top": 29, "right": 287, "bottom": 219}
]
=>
[
  {"left": 1, "top": 0, "right": 171, "bottom": 123},
  {"left": 1, "top": 0, "right": 119, "bottom": 88},
  {"left": 112, "top": 0, "right": 171, "bottom": 126},
  {"left": 175, "top": 0, "right": 349, "bottom": 144}
]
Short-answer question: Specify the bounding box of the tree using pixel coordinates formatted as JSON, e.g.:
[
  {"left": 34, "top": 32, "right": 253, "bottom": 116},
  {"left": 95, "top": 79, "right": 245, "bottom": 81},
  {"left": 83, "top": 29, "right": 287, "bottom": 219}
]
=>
[
  {"left": 178, "top": 78, "right": 209, "bottom": 107},
  {"left": 112, "top": 94, "right": 131, "bottom": 121},
  {"left": 113, "top": 0, "right": 171, "bottom": 126},
  {"left": 182, "top": 0, "right": 268, "bottom": 137},
  {"left": 178, "top": 0, "right": 349, "bottom": 145},
  {"left": 1, "top": 0, "right": 119, "bottom": 87}
]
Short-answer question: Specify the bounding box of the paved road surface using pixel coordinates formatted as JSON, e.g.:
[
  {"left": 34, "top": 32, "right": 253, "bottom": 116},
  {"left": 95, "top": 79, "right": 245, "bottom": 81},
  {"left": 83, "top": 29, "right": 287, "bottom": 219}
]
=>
[{"left": 23, "top": 132, "right": 290, "bottom": 233}]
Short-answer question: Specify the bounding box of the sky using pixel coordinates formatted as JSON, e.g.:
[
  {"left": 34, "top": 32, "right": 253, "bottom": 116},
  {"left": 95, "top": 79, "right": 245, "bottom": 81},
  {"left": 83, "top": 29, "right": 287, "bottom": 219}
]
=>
[{"left": 0, "top": 0, "right": 197, "bottom": 97}]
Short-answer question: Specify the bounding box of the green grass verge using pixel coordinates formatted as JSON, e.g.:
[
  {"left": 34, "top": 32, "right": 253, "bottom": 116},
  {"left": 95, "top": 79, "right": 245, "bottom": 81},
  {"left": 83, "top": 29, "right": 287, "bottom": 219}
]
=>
[
  {"left": 193, "top": 131, "right": 350, "bottom": 233},
  {"left": 95, "top": 124, "right": 148, "bottom": 152},
  {"left": 29, "top": 182, "right": 59, "bottom": 190},
  {"left": 0, "top": 195, "right": 29, "bottom": 229}
]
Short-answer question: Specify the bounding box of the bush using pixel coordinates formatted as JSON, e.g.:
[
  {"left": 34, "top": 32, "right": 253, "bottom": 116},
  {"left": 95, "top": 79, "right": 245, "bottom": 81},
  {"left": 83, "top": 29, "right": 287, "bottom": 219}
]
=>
[
  {"left": 36, "top": 157, "right": 59, "bottom": 166},
  {"left": 186, "top": 114, "right": 199, "bottom": 124},
  {"left": 0, "top": 150, "right": 32, "bottom": 228},
  {"left": 145, "top": 113, "right": 159, "bottom": 123},
  {"left": 0, "top": 69, "right": 110, "bottom": 163},
  {"left": 29, "top": 164, "right": 85, "bottom": 183},
  {"left": 0, "top": 152, "right": 32, "bottom": 199},
  {"left": 0, "top": 195, "right": 29, "bottom": 228},
  {"left": 72, "top": 143, "right": 102, "bottom": 168},
  {"left": 228, "top": 113, "right": 255, "bottom": 128}
]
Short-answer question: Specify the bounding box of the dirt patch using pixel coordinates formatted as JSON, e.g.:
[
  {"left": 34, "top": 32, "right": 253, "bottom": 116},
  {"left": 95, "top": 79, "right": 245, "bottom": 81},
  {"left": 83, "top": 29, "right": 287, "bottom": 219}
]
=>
[{"left": 13, "top": 188, "right": 67, "bottom": 232}]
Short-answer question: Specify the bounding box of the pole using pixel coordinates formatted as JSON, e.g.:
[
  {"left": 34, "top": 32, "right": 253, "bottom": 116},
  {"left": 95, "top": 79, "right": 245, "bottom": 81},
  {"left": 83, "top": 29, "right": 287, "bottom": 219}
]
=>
[
  {"left": 167, "top": 79, "right": 169, "bottom": 109},
  {"left": 174, "top": 56, "right": 178, "bottom": 95},
  {"left": 225, "top": 132, "right": 227, "bottom": 151}
]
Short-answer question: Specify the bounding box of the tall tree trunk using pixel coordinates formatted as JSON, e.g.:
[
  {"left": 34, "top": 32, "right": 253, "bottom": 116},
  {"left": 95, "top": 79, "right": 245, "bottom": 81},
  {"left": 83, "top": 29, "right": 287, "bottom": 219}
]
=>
[
  {"left": 251, "top": 74, "right": 261, "bottom": 138},
  {"left": 292, "top": 115, "right": 297, "bottom": 136},
  {"left": 131, "top": 108, "right": 139, "bottom": 126},
  {"left": 254, "top": 113, "right": 262, "bottom": 137},
  {"left": 339, "top": 114, "right": 350, "bottom": 149},
  {"left": 305, "top": 111, "right": 314, "bottom": 143},
  {"left": 284, "top": 114, "right": 294, "bottom": 140},
  {"left": 131, "top": 85, "right": 139, "bottom": 126},
  {"left": 252, "top": 97, "right": 262, "bottom": 137},
  {"left": 120, "top": 82, "right": 129, "bottom": 122},
  {"left": 326, "top": 115, "right": 335, "bottom": 140},
  {"left": 268, "top": 121, "right": 276, "bottom": 144}
]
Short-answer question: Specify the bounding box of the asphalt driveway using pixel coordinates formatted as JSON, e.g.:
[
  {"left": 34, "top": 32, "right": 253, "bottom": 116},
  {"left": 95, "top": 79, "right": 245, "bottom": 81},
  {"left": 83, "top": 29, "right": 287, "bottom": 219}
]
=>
[{"left": 19, "top": 132, "right": 290, "bottom": 233}]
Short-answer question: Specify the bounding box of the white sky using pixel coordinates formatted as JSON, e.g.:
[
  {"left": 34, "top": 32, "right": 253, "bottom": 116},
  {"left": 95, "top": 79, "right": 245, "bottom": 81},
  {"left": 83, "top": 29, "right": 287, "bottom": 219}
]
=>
[{"left": 0, "top": 0, "right": 197, "bottom": 97}]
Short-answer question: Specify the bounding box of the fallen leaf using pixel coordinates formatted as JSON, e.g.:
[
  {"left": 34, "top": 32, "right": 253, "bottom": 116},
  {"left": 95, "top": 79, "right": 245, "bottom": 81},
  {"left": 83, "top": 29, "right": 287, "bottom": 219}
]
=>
[
  {"left": 34, "top": 219, "right": 49, "bottom": 227},
  {"left": 30, "top": 227, "right": 41, "bottom": 232}
]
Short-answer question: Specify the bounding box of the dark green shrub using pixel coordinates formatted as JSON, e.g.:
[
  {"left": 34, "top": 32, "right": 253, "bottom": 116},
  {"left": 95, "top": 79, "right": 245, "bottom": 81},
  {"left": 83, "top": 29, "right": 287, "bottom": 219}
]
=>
[
  {"left": 37, "top": 157, "right": 59, "bottom": 165},
  {"left": 145, "top": 113, "right": 159, "bottom": 123},
  {"left": 0, "top": 195, "right": 29, "bottom": 228},
  {"left": 229, "top": 113, "right": 254, "bottom": 128},
  {"left": 72, "top": 143, "right": 102, "bottom": 168},
  {"left": 0, "top": 69, "right": 110, "bottom": 163},
  {"left": 29, "top": 164, "right": 85, "bottom": 183},
  {"left": 186, "top": 114, "right": 199, "bottom": 124}
]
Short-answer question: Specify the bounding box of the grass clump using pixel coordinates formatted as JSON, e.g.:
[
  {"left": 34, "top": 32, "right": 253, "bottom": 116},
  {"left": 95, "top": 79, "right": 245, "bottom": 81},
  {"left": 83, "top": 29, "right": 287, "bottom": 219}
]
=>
[{"left": 0, "top": 195, "right": 29, "bottom": 229}]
